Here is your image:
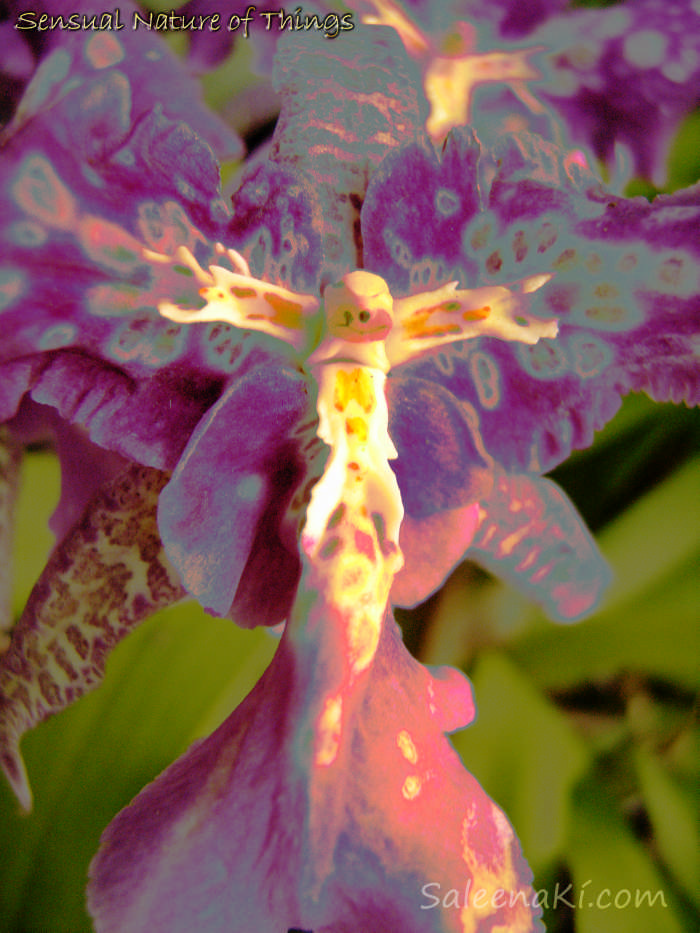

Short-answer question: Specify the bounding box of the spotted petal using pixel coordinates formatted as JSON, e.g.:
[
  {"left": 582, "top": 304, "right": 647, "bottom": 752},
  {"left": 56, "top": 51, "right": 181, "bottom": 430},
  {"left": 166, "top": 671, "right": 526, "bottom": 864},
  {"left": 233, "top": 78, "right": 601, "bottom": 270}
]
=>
[
  {"left": 468, "top": 471, "right": 611, "bottom": 622},
  {"left": 4, "top": 0, "right": 242, "bottom": 160},
  {"left": 0, "top": 463, "right": 185, "bottom": 811},
  {"left": 533, "top": 0, "right": 700, "bottom": 184},
  {"left": 0, "top": 36, "right": 292, "bottom": 468},
  {"left": 354, "top": 0, "right": 700, "bottom": 185},
  {"left": 365, "top": 129, "right": 700, "bottom": 477},
  {"left": 88, "top": 613, "right": 541, "bottom": 932}
]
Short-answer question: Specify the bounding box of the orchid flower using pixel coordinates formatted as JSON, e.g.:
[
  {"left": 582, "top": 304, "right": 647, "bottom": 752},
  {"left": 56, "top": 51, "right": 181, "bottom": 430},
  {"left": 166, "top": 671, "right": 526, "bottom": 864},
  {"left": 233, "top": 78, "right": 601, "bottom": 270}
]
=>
[
  {"left": 351, "top": 0, "right": 700, "bottom": 188},
  {"left": 0, "top": 7, "right": 699, "bottom": 933}
]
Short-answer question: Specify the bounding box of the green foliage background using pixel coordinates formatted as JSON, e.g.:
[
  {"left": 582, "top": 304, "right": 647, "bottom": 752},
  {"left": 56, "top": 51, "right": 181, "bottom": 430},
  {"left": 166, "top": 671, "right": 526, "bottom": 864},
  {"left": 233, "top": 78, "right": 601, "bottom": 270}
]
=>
[{"left": 0, "top": 6, "right": 698, "bottom": 932}]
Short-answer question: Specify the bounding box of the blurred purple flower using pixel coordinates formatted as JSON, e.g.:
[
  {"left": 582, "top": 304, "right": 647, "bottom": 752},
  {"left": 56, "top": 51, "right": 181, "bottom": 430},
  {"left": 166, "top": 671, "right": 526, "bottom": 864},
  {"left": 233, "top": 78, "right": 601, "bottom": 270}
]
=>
[{"left": 353, "top": 0, "right": 700, "bottom": 186}]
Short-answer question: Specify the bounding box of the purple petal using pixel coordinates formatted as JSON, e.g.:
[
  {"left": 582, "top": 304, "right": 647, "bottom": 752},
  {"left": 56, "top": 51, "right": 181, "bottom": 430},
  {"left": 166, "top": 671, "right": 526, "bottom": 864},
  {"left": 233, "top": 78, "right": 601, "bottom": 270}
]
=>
[
  {"left": 18, "top": 353, "right": 224, "bottom": 471},
  {"left": 88, "top": 614, "right": 542, "bottom": 932},
  {"left": 534, "top": 0, "right": 700, "bottom": 183},
  {"left": 158, "top": 363, "right": 324, "bottom": 627},
  {"left": 480, "top": 0, "right": 569, "bottom": 39},
  {"left": 177, "top": 0, "right": 237, "bottom": 71},
  {"left": 7, "top": 398, "right": 128, "bottom": 541},
  {"left": 388, "top": 373, "right": 493, "bottom": 517},
  {"left": 362, "top": 127, "right": 483, "bottom": 294},
  {"left": 0, "top": 53, "right": 285, "bottom": 467},
  {"left": 271, "top": 27, "right": 428, "bottom": 282},
  {"left": 228, "top": 162, "right": 325, "bottom": 293},
  {"left": 470, "top": 471, "right": 611, "bottom": 622},
  {"left": 365, "top": 129, "right": 700, "bottom": 475},
  {"left": 393, "top": 503, "right": 483, "bottom": 608},
  {"left": 6, "top": 0, "right": 242, "bottom": 160},
  {"left": 0, "top": 464, "right": 185, "bottom": 810}
]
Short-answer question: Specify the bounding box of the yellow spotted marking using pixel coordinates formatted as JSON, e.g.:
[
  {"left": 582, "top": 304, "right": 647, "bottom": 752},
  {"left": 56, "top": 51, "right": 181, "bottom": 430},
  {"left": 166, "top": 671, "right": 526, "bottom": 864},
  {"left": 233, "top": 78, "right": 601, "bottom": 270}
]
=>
[
  {"left": 659, "top": 257, "right": 684, "bottom": 287},
  {"left": 462, "top": 306, "right": 491, "bottom": 322},
  {"left": 397, "top": 729, "right": 418, "bottom": 764},
  {"left": 333, "top": 367, "right": 376, "bottom": 414},
  {"left": 315, "top": 694, "right": 343, "bottom": 766},
  {"left": 553, "top": 248, "right": 577, "bottom": 270},
  {"left": 345, "top": 416, "right": 369, "bottom": 443},
  {"left": 617, "top": 253, "right": 638, "bottom": 273},
  {"left": 402, "top": 775, "right": 422, "bottom": 800},
  {"left": 263, "top": 291, "right": 305, "bottom": 329}
]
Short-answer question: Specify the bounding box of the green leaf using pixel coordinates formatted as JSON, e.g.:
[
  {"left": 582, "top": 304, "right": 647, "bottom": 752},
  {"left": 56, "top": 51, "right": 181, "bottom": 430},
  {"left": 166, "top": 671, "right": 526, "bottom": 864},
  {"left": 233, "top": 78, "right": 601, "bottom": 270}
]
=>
[
  {"left": 12, "top": 449, "right": 60, "bottom": 617},
  {"left": 567, "top": 776, "right": 688, "bottom": 933},
  {"left": 635, "top": 746, "right": 700, "bottom": 909},
  {"left": 596, "top": 457, "right": 700, "bottom": 613}
]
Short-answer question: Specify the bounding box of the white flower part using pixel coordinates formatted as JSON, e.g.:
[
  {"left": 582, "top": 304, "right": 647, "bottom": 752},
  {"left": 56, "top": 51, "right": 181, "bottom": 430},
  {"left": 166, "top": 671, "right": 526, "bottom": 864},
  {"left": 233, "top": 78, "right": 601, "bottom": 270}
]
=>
[
  {"left": 303, "top": 362, "right": 402, "bottom": 557},
  {"left": 387, "top": 275, "right": 557, "bottom": 366},
  {"left": 153, "top": 245, "right": 321, "bottom": 352}
]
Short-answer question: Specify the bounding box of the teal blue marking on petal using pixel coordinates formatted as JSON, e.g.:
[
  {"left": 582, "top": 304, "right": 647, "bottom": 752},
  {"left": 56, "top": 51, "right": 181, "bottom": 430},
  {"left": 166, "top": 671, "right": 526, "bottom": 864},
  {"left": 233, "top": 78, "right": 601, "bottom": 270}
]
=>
[
  {"left": 82, "top": 164, "right": 107, "bottom": 189},
  {"left": 235, "top": 475, "right": 265, "bottom": 503},
  {"left": 5, "top": 221, "right": 48, "bottom": 247},
  {"left": 113, "top": 148, "right": 136, "bottom": 168},
  {"left": 434, "top": 351, "right": 455, "bottom": 377},
  {"left": 517, "top": 341, "right": 568, "bottom": 380},
  {"left": 567, "top": 334, "right": 613, "bottom": 379},
  {"left": 86, "top": 283, "right": 146, "bottom": 317},
  {"left": 0, "top": 268, "right": 25, "bottom": 311},
  {"left": 38, "top": 325, "right": 77, "bottom": 350},
  {"left": 435, "top": 187, "right": 461, "bottom": 217},
  {"left": 13, "top": 154, "right": 77, "bottom": 228},
  {"left": 11, "top": 49, "right": 72, "bottom": 127},
  {"left": 203, "top": 323, "right": 248, "bottom": 372},
  {"left": 469, "top": 350, "right": 501, "bottom": 410},
  {"left": 383, "top": 229, "right": 413, "bottom": 269},
  {"left": 136, "top": 200, "right": 205, "bottom": 253},
  {"left": 107, "top": 319, "right": 187, "bottom": 366}
]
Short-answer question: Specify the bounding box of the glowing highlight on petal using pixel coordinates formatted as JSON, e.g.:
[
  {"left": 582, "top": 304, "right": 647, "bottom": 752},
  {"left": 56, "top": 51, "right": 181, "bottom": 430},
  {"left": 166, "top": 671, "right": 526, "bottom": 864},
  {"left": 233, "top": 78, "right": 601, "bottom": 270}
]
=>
[
  {"left": 85, "top": 34, "right": 125, "bottom": 69},
  {"left": 315, "top": 694, "right": 343, "bottom": 766}
]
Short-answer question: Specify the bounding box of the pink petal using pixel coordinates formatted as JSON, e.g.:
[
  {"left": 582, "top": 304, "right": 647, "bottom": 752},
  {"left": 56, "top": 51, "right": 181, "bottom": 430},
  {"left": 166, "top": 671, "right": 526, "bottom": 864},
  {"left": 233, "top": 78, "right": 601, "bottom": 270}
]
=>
[{"left": 88, "top": 614, "right": 542, "bottom": 932}]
